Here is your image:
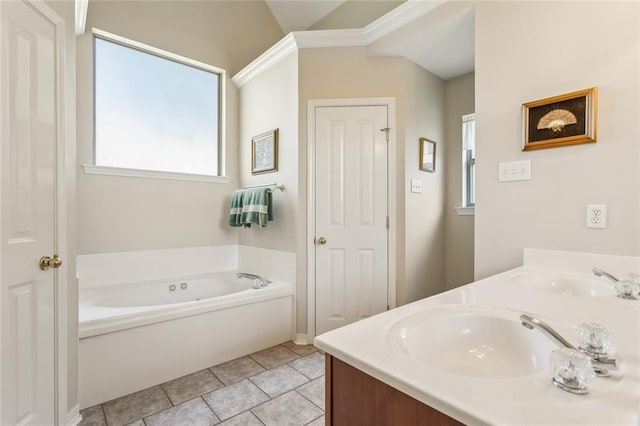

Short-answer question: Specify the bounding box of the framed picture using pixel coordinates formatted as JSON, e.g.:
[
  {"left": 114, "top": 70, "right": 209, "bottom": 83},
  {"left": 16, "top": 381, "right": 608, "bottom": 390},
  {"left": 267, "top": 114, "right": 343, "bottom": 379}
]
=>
[
  {"left": 419, "top": 138, "right": 436, "bottom": 173},
  {"left": 522, "top": 87, "right": 597, "bottom": 151},
  {"left": 251, "top": 129, "right": 278, "bottom": 174}
]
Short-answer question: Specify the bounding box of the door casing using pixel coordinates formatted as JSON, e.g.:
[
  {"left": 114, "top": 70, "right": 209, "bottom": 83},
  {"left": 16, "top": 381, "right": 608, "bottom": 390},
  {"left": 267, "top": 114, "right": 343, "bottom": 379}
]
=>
[{"left": 306, "top": 97, "right": 397, "bottom": 340}]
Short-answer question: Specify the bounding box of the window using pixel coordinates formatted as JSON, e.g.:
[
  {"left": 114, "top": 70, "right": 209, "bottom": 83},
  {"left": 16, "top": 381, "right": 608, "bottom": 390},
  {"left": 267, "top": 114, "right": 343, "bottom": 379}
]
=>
[
  {"left": 462, "top": 113, "right": 476, "bottom": 208},
  {"left": 92, "top": 30, "right": 225, "bottom": 179}
]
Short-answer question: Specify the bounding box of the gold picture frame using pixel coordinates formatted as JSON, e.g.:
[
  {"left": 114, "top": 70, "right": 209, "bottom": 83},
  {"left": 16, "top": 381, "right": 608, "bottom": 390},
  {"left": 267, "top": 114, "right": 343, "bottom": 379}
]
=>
[
  {"left": 419, "top": 138, "right": 436, "bottom": 173},
  {"left": 523, "top": 87, "right": 597, "bottom": 151},
  {"left": 251, "top": 129, "right": 278, "bottom": 174}
]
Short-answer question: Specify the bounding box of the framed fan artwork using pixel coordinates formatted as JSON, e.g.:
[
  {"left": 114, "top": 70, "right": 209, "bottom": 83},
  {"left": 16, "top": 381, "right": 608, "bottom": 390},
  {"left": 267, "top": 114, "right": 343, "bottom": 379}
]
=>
[{"left": 522, "top": 87, "right": 597, "bottom": 151}]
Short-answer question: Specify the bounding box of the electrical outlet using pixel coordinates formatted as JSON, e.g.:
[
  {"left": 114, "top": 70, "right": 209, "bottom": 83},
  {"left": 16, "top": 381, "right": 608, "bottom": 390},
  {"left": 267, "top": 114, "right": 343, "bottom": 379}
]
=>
[{"left": 586, "top": 204, "right": 607, "bottom": 229}]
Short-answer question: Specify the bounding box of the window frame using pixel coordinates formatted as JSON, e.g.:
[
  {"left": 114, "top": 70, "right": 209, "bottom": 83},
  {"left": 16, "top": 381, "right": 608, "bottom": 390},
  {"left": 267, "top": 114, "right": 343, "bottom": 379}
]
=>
[
  {"left": 465, "top": 147, "right": 475, "bottom": 207},
  {"left": 457, "top": 113, "right": 475, "bottom": 215},
  {"left": 85, "top": 28, "right": 229, "bottom": 183}
]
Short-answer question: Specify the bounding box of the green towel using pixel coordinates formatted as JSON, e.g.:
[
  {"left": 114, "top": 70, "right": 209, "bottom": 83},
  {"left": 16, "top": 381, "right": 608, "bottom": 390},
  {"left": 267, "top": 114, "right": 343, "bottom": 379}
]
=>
[{"left": 228, "top": 188, "right": 273, "bottom": 228}]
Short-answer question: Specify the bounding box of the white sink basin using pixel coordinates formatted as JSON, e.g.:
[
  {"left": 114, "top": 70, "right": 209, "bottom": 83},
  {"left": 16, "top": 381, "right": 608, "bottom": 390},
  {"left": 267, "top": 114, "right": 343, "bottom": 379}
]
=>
[
  {"left": 389, "top": 306, "right": 558, "bottom": 379},
  {"left": 510, "top": 271, "right": 616, "bottom": 297}
]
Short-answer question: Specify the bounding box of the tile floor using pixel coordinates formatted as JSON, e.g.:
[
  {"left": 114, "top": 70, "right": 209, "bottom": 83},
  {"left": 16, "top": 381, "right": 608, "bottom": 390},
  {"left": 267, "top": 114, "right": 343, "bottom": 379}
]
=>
[{"left": 79, "top": 341, "right": 325, "bottom": 426}]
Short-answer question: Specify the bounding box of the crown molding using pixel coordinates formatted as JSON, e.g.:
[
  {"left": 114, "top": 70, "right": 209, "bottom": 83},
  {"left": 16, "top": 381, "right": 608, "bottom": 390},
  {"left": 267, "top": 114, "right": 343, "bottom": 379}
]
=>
[
  {"left": 232, "top": 0, "right": 446, "bottom": 88},
  {"left": 231, "top": 29, "right": 368, "bottom": 88},
  {"left": 231, "top": 33, "right": 298, "bottom": 87},
  {"left": 75, "top": 0, "right": 89, "bottom": 36},
  {"left": 362, "top": 0, "right": 446, "bottom": 43}
]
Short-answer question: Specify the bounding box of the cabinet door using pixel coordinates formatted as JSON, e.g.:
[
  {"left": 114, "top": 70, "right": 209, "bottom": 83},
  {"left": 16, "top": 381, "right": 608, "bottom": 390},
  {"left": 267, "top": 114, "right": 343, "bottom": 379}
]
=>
[{"left": 326, "top": 355, "right": 463, "bottom": 426}]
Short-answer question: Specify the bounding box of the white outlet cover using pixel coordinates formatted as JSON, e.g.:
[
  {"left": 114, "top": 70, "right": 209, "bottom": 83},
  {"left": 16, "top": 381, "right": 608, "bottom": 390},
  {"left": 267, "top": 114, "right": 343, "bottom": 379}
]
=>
[{"left": 586, "top": 204, "right": 607, "bottom": 229}]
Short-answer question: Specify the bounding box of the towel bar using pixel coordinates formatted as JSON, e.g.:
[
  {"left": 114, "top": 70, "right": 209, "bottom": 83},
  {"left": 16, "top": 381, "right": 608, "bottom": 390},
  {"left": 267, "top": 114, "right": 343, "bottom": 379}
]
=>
[{"left": 242, "top": 182, "right": 284, "bottom": 192}]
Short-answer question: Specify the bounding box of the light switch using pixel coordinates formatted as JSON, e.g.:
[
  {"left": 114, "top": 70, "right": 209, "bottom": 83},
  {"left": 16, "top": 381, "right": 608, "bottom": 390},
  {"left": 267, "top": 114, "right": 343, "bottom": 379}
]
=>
[
  {"left": 410, "top": 179, "right": 423, "bottom": 193},
  {"left": 499, "top": 160, "right": 531, "bottom": 182}
]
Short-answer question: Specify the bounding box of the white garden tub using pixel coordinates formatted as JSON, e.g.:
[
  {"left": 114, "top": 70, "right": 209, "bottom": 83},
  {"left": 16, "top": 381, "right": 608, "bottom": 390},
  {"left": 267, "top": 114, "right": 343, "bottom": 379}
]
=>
[
  {"left": 78, "top": 245, "right": 295, "bottom": 409},
  {"left": 79, "top": 271, "right": 291, "bottom": 338}
]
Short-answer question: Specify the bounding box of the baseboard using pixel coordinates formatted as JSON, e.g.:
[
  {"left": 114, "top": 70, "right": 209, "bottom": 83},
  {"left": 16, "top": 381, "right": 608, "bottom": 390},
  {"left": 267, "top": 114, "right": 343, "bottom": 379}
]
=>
[
  {"left": 294, "top": 333, "right": 310, "bottom": 345},
  {"left": 66, "top": 405, "right": 82, "bottom": 426}
]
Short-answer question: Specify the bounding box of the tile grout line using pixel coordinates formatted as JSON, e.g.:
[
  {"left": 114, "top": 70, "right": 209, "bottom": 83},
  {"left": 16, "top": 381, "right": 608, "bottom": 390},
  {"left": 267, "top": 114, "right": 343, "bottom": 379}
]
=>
[
  {"left": 136, "top": 387, "right": 175, "bottom": 426},
  {"left": 207, "top": 368, "right": 225, "bottom": 387},
  {"left": 200, "top": 394, "right": 223, "bottom": 422},
  {"left": 100, "top": 404, "right": 108, "bottom": 426},
  {"left": 304, "top": 413, "right": 324, "bottom": 426},
  {"left": 159, "top": 384, "right": 174, "bottom": 407},
  {"left": 293, "top": 387, "right": 325, "bottom": 412},
  {"left": 248, "top": 408, "right": 268, "bottom": 426},
  {"left": 287, "top": 361, "right": 317, "bottom": 381}
]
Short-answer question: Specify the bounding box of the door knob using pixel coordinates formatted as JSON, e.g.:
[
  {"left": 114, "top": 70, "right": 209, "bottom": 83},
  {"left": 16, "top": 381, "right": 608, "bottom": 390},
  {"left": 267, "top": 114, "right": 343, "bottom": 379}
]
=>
[
  {"left": 316, "top": 236, "right": 327, "bottom": 245},
  {"left": 39, "top": 255, "right": 62, "bottom": 271}
]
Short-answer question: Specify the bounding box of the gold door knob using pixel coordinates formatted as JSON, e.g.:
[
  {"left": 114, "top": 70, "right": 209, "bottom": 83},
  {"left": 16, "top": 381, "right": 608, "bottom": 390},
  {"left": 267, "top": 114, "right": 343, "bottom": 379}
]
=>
[
  {"left": 316, "top": 236, "right": 327, "bottom": 245},
  {"left": 39, "top": 255, "right": 62, "bottom": 271}
]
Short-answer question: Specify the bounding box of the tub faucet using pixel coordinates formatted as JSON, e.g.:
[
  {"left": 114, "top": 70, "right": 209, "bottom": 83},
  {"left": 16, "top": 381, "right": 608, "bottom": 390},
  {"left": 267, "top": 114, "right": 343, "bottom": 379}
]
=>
[
  {"left": 592, "top": 267, "right": 619, "bottom": 283},
  {"left": 236, "top": 272, "right": 271, "bottom": 288},
  {"left": 520, "top": 313, "right": 616, "bottom": 376}
]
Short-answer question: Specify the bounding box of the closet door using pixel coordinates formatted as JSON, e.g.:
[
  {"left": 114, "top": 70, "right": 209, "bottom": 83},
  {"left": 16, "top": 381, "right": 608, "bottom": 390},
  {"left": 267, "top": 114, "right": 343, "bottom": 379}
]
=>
[{"left": 314, "top": 105, "right": 389, "bottom": 335}]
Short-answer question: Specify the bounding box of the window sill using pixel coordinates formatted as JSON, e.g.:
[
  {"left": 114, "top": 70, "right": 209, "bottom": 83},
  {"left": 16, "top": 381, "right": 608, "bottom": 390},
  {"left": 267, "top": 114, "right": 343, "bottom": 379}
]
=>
[
  {"left": 455, "top": 206, "right": 475, "bottom": 216},
  {"left": 82, "top": 164, "right": 231, "bottom": 184}
]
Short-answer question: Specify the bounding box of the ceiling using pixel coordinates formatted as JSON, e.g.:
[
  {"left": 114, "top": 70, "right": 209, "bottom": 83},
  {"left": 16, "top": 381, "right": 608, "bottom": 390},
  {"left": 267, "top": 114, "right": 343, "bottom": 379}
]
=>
[
  {"left": 265, "top": 0, "right": 346, "bottom": 33},
  {"left": 264, "top": 0, "right": 474, "bottom": 80}
]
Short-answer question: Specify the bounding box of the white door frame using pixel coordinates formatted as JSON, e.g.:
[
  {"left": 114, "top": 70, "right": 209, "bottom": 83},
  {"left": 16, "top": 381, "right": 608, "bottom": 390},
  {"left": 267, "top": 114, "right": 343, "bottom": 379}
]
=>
[
  {"left": 0, "top": 0, "right": 73, "bottom": 424},
  {"left": 306, "top": 97, "right": 397, "bottom": 340}
]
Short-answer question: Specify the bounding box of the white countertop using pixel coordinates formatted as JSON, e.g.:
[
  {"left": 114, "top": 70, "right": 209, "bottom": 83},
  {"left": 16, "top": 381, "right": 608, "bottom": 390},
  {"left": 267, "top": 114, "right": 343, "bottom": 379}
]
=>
[{"left": 314, "top": 249, "right": 640, "bottom": 425}]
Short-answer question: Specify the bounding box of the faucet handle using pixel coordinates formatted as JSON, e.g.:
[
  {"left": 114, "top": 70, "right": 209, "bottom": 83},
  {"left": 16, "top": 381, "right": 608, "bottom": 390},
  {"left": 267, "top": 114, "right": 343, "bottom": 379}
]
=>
[
  {"left": 550, "top": 348, "right": 595, "bottom": 394},
  {"left": 576, "top": 322, "right": 612, "bottom": 356},
  {"left": 615, "top": 274, "right": 640, "bottom": 300}
]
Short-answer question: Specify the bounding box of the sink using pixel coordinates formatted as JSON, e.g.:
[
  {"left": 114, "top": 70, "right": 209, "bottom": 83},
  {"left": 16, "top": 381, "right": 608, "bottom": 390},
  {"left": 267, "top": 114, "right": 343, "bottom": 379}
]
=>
[
  {"left": 389, "top": 306, "right": 558, "bottom": 379},
  {"left": 510, "top": 271, "right": 616, "bottom": 297}
]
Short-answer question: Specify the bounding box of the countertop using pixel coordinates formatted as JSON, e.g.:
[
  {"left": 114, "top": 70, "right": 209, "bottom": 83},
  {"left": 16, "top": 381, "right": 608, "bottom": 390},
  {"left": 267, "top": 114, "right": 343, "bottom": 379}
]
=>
[{"left": 314, "top": 249, "right": 640, "bottom": 425}]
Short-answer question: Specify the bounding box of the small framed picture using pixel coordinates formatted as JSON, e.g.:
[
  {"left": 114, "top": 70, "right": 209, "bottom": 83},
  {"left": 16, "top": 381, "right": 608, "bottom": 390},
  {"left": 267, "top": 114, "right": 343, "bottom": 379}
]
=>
[
  {"left": 419, "top": 138, "right": 436, "bottom": 173},
  {"left": 251, "top": 129, "right": 278, "bottom": 174},
  {"left": 523, "top": 87, "right": 597, "bottom": 151}
]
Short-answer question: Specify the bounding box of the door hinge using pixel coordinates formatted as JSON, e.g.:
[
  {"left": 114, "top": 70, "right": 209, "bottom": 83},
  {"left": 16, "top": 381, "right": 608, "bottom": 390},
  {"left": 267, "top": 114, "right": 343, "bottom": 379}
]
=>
[
  {"left": 386, "top": 216, "right": 389, "bottom": 229},
  {"left": 380, "top": 127, "right": 390, "bottom": 142}
]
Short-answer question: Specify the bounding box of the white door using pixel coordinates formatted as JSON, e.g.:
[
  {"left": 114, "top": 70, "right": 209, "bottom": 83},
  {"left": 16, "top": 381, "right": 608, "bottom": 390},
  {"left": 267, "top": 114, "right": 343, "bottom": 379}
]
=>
[
  {"left": 1, "top": 1, "right": 60, "bottom": 424},
  {"left": 314, "top": 105, "right": 388, "bottom": 335}
]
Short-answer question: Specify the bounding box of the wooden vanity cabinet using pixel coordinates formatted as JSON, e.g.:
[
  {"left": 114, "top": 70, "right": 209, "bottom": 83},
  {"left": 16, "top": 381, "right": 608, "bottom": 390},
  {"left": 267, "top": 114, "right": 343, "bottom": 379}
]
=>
[{"left": 325, "top": 354, "right": 464, "bottom": 426}]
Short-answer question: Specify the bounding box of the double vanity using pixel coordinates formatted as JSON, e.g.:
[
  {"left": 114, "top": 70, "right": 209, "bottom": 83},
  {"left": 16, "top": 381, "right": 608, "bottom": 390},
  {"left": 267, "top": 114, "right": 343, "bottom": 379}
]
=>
[{"left": 315, "top": 249, "right": 640, "bottom": 425}]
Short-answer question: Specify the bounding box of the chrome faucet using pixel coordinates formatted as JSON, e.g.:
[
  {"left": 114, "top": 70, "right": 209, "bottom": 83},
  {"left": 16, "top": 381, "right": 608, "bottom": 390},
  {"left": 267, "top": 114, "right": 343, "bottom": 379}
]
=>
[
  {"left": 592, "top": 267, "right": 619, "bottom": 283},
  {"left": 236, "top": 272, "right": 271, "bottom": 288},
  {"left": 520, "top": 312, "right": 576, "bottom": 350},
  {"left": 520, "top": 313, "right": 616, "bottom": 376}
]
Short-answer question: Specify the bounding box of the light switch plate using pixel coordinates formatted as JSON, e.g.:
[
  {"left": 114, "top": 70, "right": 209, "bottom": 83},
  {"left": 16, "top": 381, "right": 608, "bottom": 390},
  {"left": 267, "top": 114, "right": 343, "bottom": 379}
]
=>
[
  {"left": 499, "top": 160, "right": 531, "bottom": 182},
  {"left": 410, "top": 179, "right": 423, "bottom": 193}
]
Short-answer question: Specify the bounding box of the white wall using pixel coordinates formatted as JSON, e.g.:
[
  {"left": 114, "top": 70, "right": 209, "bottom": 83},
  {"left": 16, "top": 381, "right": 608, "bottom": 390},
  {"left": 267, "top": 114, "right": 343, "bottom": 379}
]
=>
[
  {"left": 403, "top": 63, "right": 446, "bottom": 302},
  {"left": 237, "top": 51, "right": 299, "bottom": 252},
  {"left": 444, "top": 72, "right": 474, "bottom": 289},
  {"left": 296, "top": 47, "right": 445, "bottom": 334},
  {"left": 475, "top": 2, "right": 640, "bottom": 279},
  {"left": 76, "top": 0, "right": 283, "bottom": 254}
]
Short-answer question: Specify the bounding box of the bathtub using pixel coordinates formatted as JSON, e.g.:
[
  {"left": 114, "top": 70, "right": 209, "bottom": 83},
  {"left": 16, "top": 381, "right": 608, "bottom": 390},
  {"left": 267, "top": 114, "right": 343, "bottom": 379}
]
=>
[
  {"left": 79, "top": 272, "right": 292, "bottom": 338},
  {"left": 78, "top": 245, "right": 295, "bottom": 409}
]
